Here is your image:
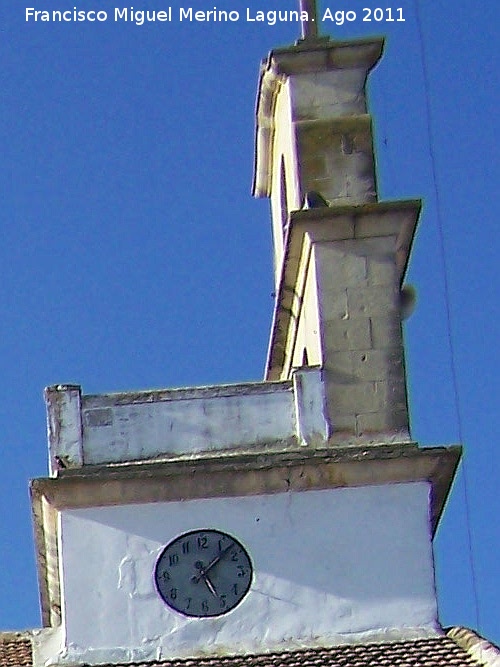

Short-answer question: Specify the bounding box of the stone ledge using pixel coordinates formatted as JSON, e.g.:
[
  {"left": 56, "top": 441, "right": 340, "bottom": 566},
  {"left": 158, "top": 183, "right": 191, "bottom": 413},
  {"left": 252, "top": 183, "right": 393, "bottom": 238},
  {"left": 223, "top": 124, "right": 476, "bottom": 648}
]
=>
[{"left": 31, "top": 442, "right": 460, "bottom": 522}]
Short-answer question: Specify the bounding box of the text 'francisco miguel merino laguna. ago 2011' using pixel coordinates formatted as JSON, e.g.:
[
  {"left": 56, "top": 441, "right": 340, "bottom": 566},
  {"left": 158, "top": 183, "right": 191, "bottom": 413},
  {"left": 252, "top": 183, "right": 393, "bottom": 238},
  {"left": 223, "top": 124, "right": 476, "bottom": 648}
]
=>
[{"left": 25, "top": 6, "right": 406, "bottom": 25}]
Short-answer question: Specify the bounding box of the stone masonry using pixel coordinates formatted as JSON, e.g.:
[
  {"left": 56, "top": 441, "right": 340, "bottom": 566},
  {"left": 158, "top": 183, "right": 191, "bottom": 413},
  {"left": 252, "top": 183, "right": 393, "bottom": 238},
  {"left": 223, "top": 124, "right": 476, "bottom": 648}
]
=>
[{"left": 254, "top": 39, "right": 421, "bottom": 443}]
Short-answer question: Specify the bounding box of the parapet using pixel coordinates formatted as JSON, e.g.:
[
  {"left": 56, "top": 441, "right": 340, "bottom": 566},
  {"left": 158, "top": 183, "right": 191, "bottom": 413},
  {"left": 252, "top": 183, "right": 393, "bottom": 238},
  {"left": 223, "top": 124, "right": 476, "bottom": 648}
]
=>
[{"left": 44, "top": 367, "right": 330, "bottom": 476}]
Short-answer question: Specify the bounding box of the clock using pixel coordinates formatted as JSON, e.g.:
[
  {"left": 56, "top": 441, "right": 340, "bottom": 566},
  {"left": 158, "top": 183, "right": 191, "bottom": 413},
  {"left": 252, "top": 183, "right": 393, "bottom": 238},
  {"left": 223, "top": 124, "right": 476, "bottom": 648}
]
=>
[{"left": 154, "top": 529, "right": 253, "bottom": 617}]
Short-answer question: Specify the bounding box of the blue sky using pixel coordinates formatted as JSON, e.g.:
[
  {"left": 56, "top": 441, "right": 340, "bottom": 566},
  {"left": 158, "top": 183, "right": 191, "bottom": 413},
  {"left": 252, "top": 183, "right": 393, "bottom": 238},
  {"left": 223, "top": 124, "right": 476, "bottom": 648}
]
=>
[{"left": 1, "top": 0, "right": 499, "bottom": 646}]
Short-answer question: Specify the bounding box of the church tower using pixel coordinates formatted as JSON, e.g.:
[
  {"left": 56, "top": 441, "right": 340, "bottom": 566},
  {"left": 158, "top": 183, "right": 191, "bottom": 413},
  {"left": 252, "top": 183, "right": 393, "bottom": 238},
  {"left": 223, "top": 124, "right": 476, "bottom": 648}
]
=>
[
  {"left": 5, "top": 15, "right": 499, "bottom": 667},
  {"left": 253, "top": 26, "right": 419, "bottom": 445}
]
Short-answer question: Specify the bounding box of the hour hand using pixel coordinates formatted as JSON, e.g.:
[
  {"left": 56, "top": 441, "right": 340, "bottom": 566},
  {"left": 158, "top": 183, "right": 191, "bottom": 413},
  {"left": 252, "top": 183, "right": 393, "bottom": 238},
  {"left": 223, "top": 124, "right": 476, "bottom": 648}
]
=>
[{"left": 201, "top": 572, "right": 219, "bottom": 598}]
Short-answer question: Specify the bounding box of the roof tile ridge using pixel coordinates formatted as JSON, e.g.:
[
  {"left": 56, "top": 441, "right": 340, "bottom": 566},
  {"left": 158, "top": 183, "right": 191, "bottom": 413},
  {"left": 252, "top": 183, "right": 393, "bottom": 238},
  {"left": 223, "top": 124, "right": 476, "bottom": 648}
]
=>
[
  {"left": 85, "top": 635, "right": 462, "bottom": 667},
  {"left": 447, "top": 627, "right": 500, "bottom": 667},
  {"left": 0, "top": 631, "right": 32, "bottom": 642},
  {"left": 0, "top": 631, "right": 33, "bottom": 667}
]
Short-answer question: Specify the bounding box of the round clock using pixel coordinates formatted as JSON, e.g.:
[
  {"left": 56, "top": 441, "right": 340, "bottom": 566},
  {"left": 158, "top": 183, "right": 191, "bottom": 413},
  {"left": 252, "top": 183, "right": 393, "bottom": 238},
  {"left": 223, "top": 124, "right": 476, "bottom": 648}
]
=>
[{"left": 154, "top": 529, "right": 253, "bottom": 617}]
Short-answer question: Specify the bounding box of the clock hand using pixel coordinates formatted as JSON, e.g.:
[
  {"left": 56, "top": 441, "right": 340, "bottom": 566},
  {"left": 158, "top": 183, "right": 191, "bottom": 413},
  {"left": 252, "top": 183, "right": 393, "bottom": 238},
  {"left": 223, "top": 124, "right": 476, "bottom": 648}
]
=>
[
  {"left": 201, "top": 572, "right": 219, "bottom": 598},
  {"left": 203, "top": 542, "right": 235, "bottom": 574},
  {"left": 192, "top": 542, "right": 235, "bottom": 583}
]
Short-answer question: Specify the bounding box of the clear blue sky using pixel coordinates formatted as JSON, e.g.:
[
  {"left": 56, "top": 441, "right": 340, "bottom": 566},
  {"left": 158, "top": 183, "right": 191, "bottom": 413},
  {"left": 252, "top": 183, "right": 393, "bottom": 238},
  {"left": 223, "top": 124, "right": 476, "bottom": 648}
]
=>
[{"left": 1, "top": 0, "right": 499, "bottom": 645}]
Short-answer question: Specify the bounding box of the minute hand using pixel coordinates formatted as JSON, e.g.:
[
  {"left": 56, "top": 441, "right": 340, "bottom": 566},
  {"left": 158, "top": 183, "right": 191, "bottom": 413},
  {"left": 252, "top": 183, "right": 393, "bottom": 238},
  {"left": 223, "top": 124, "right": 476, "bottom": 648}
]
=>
[
  {"left": 194, "top": 543, "right": 234, "bottom": 582},
  {"left": 205, "top": 542, "right": 235, "bottom": 572}
]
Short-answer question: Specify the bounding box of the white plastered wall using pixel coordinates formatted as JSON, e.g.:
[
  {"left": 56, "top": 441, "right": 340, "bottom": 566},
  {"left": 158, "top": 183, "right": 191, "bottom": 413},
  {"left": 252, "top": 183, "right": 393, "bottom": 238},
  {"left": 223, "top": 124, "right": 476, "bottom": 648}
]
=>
[
  {"left": 56, "top": 483, "right": 438, "bottom": 664},
  {"left": 270, "top": 79, "right": 301, "bottom": 286},
  {"left": 290, "top": 242, "right": 322, "bottom": 372}
]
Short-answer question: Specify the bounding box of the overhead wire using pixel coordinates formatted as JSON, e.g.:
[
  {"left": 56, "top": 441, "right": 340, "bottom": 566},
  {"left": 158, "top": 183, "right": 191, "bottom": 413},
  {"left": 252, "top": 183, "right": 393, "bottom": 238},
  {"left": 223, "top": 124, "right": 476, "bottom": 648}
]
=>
[{"left": 413, "top": 0, "right": 481, "bottom": 632}]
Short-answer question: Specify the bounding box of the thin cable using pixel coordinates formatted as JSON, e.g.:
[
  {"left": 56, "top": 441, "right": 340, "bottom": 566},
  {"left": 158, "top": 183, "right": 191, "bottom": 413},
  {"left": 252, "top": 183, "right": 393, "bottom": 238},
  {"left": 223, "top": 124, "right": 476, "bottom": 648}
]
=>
[{"left": 413, "top": 0, "right": 481, "bottom": 632}]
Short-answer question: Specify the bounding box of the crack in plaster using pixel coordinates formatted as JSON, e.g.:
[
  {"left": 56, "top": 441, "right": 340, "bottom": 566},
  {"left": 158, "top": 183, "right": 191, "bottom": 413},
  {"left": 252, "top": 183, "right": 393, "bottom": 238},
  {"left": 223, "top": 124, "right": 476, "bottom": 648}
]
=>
[{"left": 252, "top": 588, "right": 301, "bottom": 608}]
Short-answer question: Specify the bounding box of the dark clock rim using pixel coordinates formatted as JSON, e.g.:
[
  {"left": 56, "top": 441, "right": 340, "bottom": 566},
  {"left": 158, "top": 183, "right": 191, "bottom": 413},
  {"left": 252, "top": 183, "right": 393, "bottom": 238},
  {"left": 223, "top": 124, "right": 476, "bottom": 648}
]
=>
[{"left": 154, "top": 528, "right": 253, "bottom": 618}]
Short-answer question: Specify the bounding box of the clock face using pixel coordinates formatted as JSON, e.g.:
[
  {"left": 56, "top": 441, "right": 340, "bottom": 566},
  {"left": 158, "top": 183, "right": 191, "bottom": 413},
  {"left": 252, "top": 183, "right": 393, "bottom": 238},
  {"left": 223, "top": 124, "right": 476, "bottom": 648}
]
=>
[{"left": 154, "top": 529, "right": 253, "bottom": 617}]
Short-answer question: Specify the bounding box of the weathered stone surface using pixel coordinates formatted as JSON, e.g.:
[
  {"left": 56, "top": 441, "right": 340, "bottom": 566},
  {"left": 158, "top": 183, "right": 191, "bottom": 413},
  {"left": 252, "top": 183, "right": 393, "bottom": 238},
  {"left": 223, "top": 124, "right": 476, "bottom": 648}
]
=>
[
  {"left": 349, "top": 349, "right": 403, "bottom": 382},
  {"left": 370, "top": 314, "right": 403, "bottom": 349},
  {"left": 386, "top": 379, "right": 409, "bottom": 411},
  {"left": 326, "top": 379, "right": 386, "bottom": 415},
  {"left": 319, "top": 289, "right": 350, "bottom": 320},
  {"left": 347, "top": 285, "right": 399, "bottom": 317},
  {"left": 356, "top": 409, "right": 409, "bottom": 435},
  {"left": 46, "top": 372, "right": 330, "bottom": 470},
  {"left": 290, "top": 70, "right": 367, "bottom": 121},
  {"left": 366, "top": 253, "right": 398, "bottom": 286},
  {"left": 275, "top": 49, "right": 329, "bottom": 74},
  {"left": 297, "top": 118, "right": 376, "bottom": 204},
  {"left": 315, "top": 241, "right": 368, "bottom": 288},
  {"left": 355, "top": 213, "right": 405, "bottom": 238},
  {"left": 322, "top": 317, "right": 372, "bottom": 352},
  {"left": 305, "top": 217, "right": 355, "bottom": 242},
  {"left": 257, "top": 31, "right": 420, "bottom": 444},
  {"left": 326, "top": 350, "right": 355, "bottom": 377},
  {"left": 330, "top": 412, "right": 357, "bottom": 432},
  {"left": 45, "top": 385, "right": 84, "bottom": 474},
  {"left": 301, "top": 154, "right": 327, "bottom": 178}
]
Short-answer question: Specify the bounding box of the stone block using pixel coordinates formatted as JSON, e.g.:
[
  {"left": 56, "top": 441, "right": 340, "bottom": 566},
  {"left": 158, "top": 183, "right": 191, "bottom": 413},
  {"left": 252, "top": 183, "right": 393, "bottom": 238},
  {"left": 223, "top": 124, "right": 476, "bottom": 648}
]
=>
[
  {"left": 326, "top": 378, "right": 386, "bottom": 414},
  {"left": 366, "top": 254, "right": 397, "bottom": 286},
  {"left": 347, "top": 285, "right": 398, "bottom": 317},
  {"left": 378, "top": 379, "right": 408, "bottom": 413},
  {"left": 276, "top": 50, "right": 329, "bottom": 74},
  {"left": 315, "top": 241, "right": 367, "bottom": 289},
  {"left": 370, "top": 315, "right": 403, "bottom": 349},
  {"left": 315, "top": 70, "right": 364, "bottom": 103},
  {"left": 337, "top": 234, "right": 394, "bottom": 261},
  {"left": 355, "top": 213, "right": 401, "bottom": 238},
  {"left": 319, "top": 99, "right": 366, "bottom": 119},
  {"left": 350, "top": 349, "right": 403, "bottom": 382},
  {"left": 356, "top": 409, "right": 409, "bottom": 435},
  {"left": 290, "top": 70, "right": 367, "bottom": 121},
  {"left": 355, "top": 411, "right": 386, "bottom": 434},
  {"left": 326, "top": 351, "right": 354, "bottom": 378},
  {"left": 301, "top": 155, "right": 327, "bottom": 179},
  {"left": 322, "top": 317, "right": 372, "bottom": 352},
  {"left": 290, "top": 76, "right": 321, "bottom": 118},
  {"left": 296, "top": 119, "right": 376, "bottom": 205},
  {"left": 292, "top": 367, "right": 330, "bottom": 445},
  {"left": 302, "top": 216, "right": 355, "bottom": 242},
  {"left": 330, "top": 411, "right": 357, "bottom": 433},
  {"left": 326, "top": 41, "right": 383, "bottom": 70},
  {"left": 45, "top": 385, "right": 84, "bottom": 474},
  {"left": 318, "top": 289, "right": 349, "bottom": 320}
]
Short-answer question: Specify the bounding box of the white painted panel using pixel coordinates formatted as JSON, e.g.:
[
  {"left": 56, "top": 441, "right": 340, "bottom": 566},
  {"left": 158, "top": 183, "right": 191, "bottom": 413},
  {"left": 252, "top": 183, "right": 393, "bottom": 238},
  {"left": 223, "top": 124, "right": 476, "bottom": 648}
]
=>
[
  {"left": 59, "top": 483, "right": 437, "bottom": 663},
  {"left": 82, "top": 389, "right": 296, "bottom": 464}
]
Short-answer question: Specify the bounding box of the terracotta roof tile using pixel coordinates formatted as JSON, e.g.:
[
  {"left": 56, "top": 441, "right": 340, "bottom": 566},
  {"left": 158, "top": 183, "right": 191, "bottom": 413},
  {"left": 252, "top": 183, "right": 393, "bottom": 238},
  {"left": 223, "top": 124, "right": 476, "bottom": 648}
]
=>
[
  {"left": 107, "top": 635, "right": 486, "bottom": 667},
  {"left": 0, "top": 635, "right": 32, "bottom": 667},
  {"left": 0, "top": 628, "right": 498, "bottom": 667},
  {"left": 447, "top": 627, "right": 500, "bottom": 667}
]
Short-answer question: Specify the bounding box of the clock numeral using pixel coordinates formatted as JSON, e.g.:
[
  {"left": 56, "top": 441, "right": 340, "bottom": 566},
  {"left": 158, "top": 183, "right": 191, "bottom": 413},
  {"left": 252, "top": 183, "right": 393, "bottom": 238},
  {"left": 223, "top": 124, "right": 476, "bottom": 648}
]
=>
[
  {"left": 231, "top": 551, "right": 239, "bottom": 562},
  {"left": 220, "top": 594, "right": 227, "bottom": 608},
  {"left": 182, "top": 541, "right": 190, "bottom": 554},
  {"left": 201, "top": 600, "right": 209, "bottom": 613},
  {"left": 197, "top": 536, "right": 208, "bottom": 549},
  {"left": 170, "top": 588, "right": 178, "bottom": 600},
  {"left": 237, "top": 565, "right": 247, "bottom": 578},
  {"left": 161, "top": 570, "right": 171, "bottom": 581},
  {"left": 232, "top": 583, "right": 238, "bottom": 596},
  {"left": 169, "top": 553, "right": 179, "bottom": 566},
  {"left": 185, "top": 597, "right": 192, "bottom": 610}
]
